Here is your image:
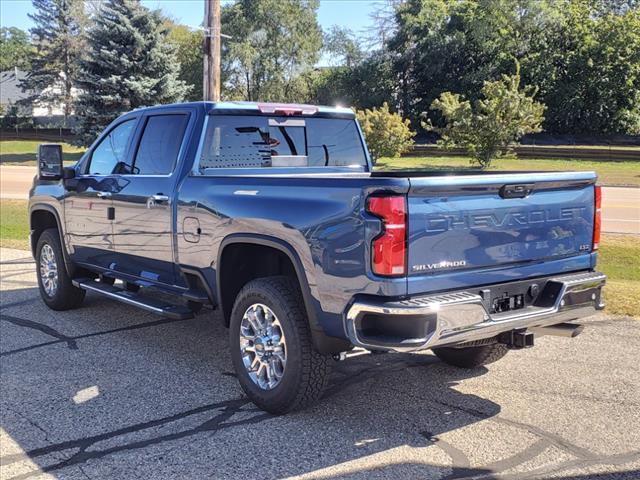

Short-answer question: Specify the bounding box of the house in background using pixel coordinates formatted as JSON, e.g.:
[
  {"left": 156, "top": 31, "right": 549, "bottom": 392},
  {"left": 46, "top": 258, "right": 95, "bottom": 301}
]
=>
[
  {"left": 0, "top": 68, "right": 31, "bottom": 116},
  {"left": 0, "top": 68, "right": 78, "bottom": 127}
]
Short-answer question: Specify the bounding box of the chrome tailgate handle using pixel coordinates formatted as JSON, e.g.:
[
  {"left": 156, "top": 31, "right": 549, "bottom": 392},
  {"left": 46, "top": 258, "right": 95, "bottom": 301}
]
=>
[{"left": 499, "top": 184, "right": 534, "bottom": 199}]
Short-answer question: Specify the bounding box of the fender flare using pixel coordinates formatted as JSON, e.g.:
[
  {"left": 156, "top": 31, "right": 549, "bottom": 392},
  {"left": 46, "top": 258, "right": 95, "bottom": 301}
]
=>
[
  {"left": 29, "top": 203, "right": 74, "bottom": 275},
  {"left": 217, "top": 233, "right": 350, "bottom": 354}
]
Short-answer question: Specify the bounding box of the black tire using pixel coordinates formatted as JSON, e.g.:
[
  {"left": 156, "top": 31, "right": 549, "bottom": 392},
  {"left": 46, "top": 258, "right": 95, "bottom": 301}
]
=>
[
  {"left": 433, "top": 342, "right": 509, "bottom": 368},
  {"left": 36, "top": 228, "right": 85, "bottom": 311},
  {"left": 229, "top": 276, "right": 331, "bottom": 414}
]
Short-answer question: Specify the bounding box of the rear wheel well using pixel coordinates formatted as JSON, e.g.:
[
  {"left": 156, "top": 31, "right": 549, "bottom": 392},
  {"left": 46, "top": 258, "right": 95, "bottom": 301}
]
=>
[
  {"left": 219, "top": 243, "right": 300, "bottom": 325},
  {"left": 30, "top": 209, "right": 59, "bottom": 256}
]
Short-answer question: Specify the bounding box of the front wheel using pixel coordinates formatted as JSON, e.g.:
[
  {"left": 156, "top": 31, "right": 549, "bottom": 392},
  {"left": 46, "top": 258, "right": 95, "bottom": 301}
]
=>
[
  {"left": 36, "top": 228, "right": 85, "bottom": 310},
  {"left": 433, "top": 342, "right": 509, "bottom": 368},
  {"left": 229, "top": 276, "right": 331, "bottom": 414}
]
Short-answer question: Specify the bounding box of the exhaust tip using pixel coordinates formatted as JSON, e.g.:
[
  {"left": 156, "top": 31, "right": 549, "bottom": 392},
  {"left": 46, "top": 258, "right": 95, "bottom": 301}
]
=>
[{"left": 531, "top": 323, "right": 584, "bottom": 338}]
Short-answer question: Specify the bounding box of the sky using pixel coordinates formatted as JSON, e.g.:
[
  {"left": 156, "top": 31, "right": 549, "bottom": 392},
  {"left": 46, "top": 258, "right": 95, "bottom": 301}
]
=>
[{"left": 0, "top": 0, "right": 382, "bottom": 37}]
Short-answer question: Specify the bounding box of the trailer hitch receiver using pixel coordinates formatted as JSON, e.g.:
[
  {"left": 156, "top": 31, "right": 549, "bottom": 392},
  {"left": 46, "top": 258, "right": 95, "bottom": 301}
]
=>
[{"left": 498, "top": 330, "right": 534, "bottom": 349}]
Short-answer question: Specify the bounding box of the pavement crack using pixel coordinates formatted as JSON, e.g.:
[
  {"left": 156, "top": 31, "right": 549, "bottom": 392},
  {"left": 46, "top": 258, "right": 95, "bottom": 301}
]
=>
[
  {"left": 421, "top": 430, "right": 479, "bottom": 479},
  {"left": 379, "top": 382, "right": 607, "bottom": 479},
  {"left": 0, "top": 314, "right": 78, "bottom": 350},
  {"left": 494, "top": 449, "right": 640, "bottom": 480},
  {"left": 3, "top": 398, "right": 272, "bottom": 479},
  {"left": 478, "top": 439, "right": 549, "bottom": 476},
  {"left": 5, "top": 407, "right": 53, "bottom": 444},
  {"left": 77, "top": 465, "right": 93, "bottom": 480},
  {"left": 411, "top": 391, "right": 597, "bottom": 461},
  {"left": 1, "top": 316, "right": 195, "bottom": 357}
]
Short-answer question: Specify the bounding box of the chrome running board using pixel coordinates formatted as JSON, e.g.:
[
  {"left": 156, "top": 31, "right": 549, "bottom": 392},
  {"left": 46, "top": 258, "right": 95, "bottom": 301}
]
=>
[{"left": 72, "top": 278, "right": 194, "bottom": 320}]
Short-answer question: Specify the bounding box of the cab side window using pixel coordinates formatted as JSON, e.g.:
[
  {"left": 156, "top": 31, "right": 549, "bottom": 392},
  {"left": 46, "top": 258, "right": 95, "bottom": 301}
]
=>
[
  {"left": 133, "top": 114, "right": 189, "bottom": 175},
  {"left": 87, "top": 119, "right": 136, "bottom": 175}
]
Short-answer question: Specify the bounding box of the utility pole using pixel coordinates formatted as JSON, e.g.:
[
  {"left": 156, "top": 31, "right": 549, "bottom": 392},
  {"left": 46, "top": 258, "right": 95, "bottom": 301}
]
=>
[{"left": 203, "top": 0, "right": 221, "bottom": 102}]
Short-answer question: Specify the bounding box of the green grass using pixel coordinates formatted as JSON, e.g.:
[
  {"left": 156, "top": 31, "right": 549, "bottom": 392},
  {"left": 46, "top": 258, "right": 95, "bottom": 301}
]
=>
[
  {"left": 0, "top": 199, "right": 30, "bottom": 250},
  {"left": 0, "top": 140, "right": 84, "bottom": 165},
  {"left": 377, "top": 156, "right": 640, "bottom": 187},
  {"left": 598, "top": 234, "right": 640, "bottom": 318},
  {"left": 1, "top": 199, "right": 638, "bottom": 317}
]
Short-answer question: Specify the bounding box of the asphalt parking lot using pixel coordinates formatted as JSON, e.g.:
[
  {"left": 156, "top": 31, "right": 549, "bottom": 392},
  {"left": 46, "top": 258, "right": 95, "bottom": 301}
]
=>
[{"left": 1, "top": 247, "right": 639, "bottom": 480}]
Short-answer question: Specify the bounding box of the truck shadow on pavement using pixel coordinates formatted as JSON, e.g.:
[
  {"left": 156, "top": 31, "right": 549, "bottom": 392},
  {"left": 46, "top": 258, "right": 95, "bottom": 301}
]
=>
[{"left": 1, "top": 255, "right": 639, "bottom": 479}]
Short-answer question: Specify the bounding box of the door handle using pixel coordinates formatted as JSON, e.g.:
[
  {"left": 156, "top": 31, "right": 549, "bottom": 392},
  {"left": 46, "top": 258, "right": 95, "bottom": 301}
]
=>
[
  {"left": 150, "top": 194, "right": 170, "bottom": 202},
  {"left": 96, "top": 191, "right": 112, "bottom": 198}
]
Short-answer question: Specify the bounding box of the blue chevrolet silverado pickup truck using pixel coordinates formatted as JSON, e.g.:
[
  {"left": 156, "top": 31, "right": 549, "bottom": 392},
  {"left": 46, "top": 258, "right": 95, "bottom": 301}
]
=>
[{"left": 29, "top": 101, "right": 606, "bottom": 413}]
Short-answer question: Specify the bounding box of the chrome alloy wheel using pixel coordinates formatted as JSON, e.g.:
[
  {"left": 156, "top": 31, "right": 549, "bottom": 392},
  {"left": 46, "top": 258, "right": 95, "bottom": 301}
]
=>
[
  {"left": 39, "top": 243, "right": 58, "bottom": 297},
  {"left": 239, "top": 303, "right": 287, "bottom": 390}
]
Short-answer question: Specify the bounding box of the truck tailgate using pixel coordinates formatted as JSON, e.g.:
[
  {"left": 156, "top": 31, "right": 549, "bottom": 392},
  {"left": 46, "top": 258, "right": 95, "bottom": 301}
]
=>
[{"left": 406, "top": 172, "right": 597, "bottom": 287}]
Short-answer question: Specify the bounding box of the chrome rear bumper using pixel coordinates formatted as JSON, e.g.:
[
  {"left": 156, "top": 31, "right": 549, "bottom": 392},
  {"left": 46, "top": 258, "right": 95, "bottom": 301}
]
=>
[{"left": 345, "top": 271, "right": 606, "bottom": 352}]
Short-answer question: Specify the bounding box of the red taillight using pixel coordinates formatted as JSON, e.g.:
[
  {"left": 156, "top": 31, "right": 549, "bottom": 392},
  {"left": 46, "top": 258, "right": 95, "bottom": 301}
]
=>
[
  {"left": 367, "top": 196, "right": 407, "bottom": 276},
  {"left": 593, "top": 185, "right": 602, "bottom": 251}
]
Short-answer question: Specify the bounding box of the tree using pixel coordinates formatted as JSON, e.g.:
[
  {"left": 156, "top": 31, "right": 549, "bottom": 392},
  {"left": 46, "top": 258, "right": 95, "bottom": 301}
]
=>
[
  {"left": 221, "top": 0, "right": 323, "bottom": 101},
  {"left": 322, "top": 26, "right": 364, "bottom": 68},
  {"left": 166, "top": 22, "right": 203, "bottom": 102},
  {"left": 384, "top": 0, "right": 639, "bottom": 135},
  {"left": 74, "top": 0, "right": 188, "bottom": 146},
  {"left": 20, "top": 0, "right": 86, "bottom": 122},
  {"left": 0, "top": 27, "right": 33, "bottom": 71},
  {"left": 310, "top": 51, "right": 395, "bottom": 108},
  {"left": 356, "top": 102, "right": 415, "bottom": 163},
  {"left": 428, "top": 64, "right": 545, "bottom": 168},
  {"left": 387, "top": 0, "right": 558, "bottom": 125},
  {"left": 367, "top": 0, "right": 402, "bottom": 47},
  {"left": 524, "top": 3, "right": 640, "bottom": 134}
]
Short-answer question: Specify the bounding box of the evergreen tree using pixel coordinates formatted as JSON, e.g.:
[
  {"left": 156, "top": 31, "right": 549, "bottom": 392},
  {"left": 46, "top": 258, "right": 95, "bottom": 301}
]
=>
[
  {"left": 74, "top": 0, "right": 187, "bottom": 146},
  {"left": 20, "top": 0, "right": 86, "bottom": 122}
]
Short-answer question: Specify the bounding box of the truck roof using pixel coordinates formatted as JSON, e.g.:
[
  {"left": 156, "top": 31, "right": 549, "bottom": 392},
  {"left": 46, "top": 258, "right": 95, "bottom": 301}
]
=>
[{"left": 131, "top": 101, "right": 356, "bottom": 118}]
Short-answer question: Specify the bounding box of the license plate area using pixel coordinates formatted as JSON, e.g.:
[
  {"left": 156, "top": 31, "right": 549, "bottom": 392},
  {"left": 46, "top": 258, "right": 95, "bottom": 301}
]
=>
[{"left": 491, "top": 293, "right": 525, "bottom": 313}]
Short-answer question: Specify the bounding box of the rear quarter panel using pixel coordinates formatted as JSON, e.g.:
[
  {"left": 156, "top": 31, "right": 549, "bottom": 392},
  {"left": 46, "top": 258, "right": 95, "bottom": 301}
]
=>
[{"left": 176, "top": 173, "right": 408, "bottom": 338}]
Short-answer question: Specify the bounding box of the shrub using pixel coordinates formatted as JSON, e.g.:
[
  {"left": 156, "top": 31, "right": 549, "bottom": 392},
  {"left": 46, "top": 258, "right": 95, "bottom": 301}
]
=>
[
  {"left": 356, "top": 103, "right": 415, "bottom": 164},
  {"left": 427, "top": 63, "right": 545, "bottom": 168}
]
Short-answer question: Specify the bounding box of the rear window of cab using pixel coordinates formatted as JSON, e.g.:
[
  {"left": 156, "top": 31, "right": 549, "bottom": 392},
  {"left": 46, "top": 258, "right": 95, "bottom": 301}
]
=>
[{"left": 198, "top": 115, "right": 368, "bottom": 170}]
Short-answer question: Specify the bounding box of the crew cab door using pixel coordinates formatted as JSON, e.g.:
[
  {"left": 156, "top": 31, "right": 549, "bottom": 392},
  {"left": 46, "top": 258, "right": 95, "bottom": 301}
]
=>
[
  {"left": 65, "top": 118, "right": 138, "bottom": 269},
  {"left": 109, "top": 111, "right": 191, "bottom": 286}
]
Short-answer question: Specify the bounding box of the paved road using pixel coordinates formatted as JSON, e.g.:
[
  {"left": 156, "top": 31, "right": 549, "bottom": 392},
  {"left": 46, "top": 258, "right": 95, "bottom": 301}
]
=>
[
  {"left": 0, "top": 166, "right": 35, "bottom": 200},
  {"left": 1, "top": 166, "right": 637, "bottom": 234},
  {"left": 1, "top": 247, "right": 639, "bottom": 479},
  {"left": 601, "top": 187, "right": 640, "bottom": 234}
]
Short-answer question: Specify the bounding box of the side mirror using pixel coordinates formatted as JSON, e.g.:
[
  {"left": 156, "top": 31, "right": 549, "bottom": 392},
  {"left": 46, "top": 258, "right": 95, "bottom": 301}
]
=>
[
  {"left": 62, "top": 166, "right": 78, "bottom": 191},
  {"left": 63, "top": 166, "right": 76, "bottom": 180},
  {"left": 37, "top": 144, "right": 63, "bottom": 180}
]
